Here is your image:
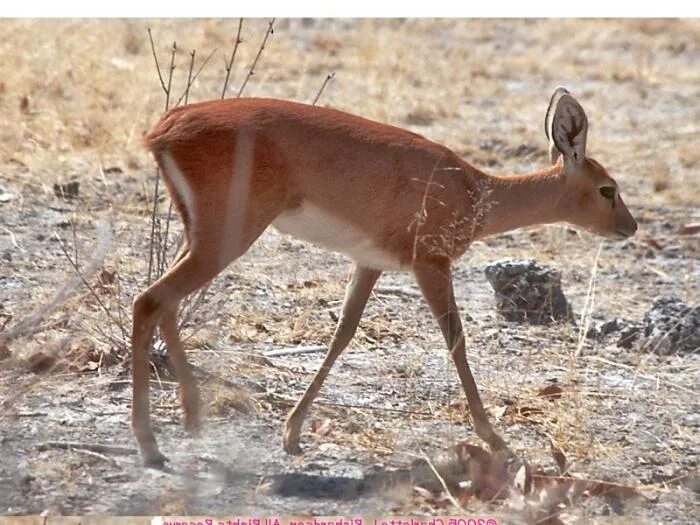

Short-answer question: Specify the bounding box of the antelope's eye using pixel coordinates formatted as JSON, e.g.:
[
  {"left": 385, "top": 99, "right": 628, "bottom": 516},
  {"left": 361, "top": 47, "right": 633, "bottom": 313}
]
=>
[{"left": 599, "top": 186, "right": 616, "bottom": 199}]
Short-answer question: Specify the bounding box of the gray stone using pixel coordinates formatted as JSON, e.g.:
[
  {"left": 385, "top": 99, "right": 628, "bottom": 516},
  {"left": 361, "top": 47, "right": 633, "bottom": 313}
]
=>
[
  {"left": 617, "top": 322, "right": 643, "bottom": 349},
  {"left": 587, "top": 317, "right": 624, "bottom": 341},
  {"left": 639, "top": 296, "right": 700, "bottom": 355},
  {"left": 484, "top": 259, "right": 573, "bottom": 324}
]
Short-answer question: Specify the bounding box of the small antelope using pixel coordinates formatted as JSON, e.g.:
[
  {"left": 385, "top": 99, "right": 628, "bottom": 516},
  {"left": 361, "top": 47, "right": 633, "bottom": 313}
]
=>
[{"left": 132, "top": 88, "right": 637, "bottom": 466}]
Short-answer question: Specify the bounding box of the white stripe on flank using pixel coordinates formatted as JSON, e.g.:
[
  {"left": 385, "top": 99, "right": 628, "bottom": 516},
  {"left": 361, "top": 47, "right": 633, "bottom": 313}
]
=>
[
  {"left": 160, "top": 151, "right": 196, "bottom": 241},
  {"left": 273, "top": 200, "right": 402, "bottom": 270}
]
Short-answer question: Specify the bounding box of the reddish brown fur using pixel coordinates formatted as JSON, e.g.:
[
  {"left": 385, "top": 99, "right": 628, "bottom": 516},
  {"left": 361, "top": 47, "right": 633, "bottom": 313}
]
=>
[{"left": 131, "top": 95, "right": 637, "bottom": 466}]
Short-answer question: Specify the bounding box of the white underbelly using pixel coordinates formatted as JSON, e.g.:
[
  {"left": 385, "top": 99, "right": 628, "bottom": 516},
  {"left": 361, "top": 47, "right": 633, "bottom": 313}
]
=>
[{"left": 272, "top": 201, "right": 402, "bottom": 270}]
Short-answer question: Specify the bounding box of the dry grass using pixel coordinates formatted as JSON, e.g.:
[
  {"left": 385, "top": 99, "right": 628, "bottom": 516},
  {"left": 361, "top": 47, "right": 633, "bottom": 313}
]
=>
[{"left": 0, "top": 17, "right": 697, "bottom": 519}]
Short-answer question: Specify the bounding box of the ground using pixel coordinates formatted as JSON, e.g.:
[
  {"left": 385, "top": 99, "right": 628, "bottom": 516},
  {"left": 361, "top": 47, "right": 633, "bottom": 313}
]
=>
[{"left": 0, "top": 18, "right": 698, "bottom": 523}]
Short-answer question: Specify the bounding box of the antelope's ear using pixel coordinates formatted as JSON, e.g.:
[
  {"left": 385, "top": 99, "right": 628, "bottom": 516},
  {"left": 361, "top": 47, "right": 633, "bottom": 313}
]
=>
[{"left": 544, "top": 87, "right": 588, "bottom": 166}]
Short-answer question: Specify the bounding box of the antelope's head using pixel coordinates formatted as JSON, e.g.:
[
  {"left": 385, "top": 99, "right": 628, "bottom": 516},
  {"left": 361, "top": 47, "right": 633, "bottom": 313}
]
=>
[{"left": 546, "top": 88, "right": 637, "bottom": 240}]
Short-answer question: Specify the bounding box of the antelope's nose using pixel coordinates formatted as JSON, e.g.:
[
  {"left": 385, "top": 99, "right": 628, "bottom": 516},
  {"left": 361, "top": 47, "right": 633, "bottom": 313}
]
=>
[{"left": 617, "top": 219, "right": 637, "bottom": 238}]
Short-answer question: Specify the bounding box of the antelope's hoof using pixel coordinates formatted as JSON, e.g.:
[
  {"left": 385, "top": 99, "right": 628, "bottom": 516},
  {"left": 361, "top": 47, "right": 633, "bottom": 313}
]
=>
[
  {"left": 283, "top": 424, "right": 302, "bottom": 455},
  {"left": 142, "top": 448, "right": 169, "bottom": 469}
]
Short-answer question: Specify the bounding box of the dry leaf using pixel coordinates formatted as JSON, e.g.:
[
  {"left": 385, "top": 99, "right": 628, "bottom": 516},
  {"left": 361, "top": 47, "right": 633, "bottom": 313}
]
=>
[
  {"left": 26, "top": 351, "right": 56, "bottom": 373},
  {"left": 678, "top": 223, "right": 700, "bottom": 235},
  {"left": 454, "top": 442, "right": 513, "bottom": 501},
  {"left": 538, "top": 383, "right": 564, "bottom": 400},
  {"left": 310, "top": 418, "right": 333, "bottom": 436},
  {"left": 422, "top": 439, "right": 640, "bottom": 520},
  {"left": 513, "top": 405, "right": 544, "bottom": 418},
  {"left": 98, "top": 269, "right": 117, "bottom": 286},
  {"left": 643, "top": 236, "right": 664, "bottom": 250}
]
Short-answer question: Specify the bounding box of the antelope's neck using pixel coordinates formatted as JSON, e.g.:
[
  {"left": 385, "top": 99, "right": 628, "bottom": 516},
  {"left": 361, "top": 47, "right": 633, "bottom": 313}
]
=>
[{"left": 474, "top": 163, "right": 567, "bottom": 240}]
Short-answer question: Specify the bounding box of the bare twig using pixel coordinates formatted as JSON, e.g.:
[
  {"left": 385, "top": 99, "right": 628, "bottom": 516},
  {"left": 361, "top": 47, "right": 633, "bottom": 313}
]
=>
[
  {"left": 74, "top": 447, "right": 122, "bottom": 467},
  {"left": 178, "top": 283, "right": 211, "bottom": 330},
  {"left": 222, "top": 18, "right": 244, "bottom": 99},
  {"left": 0, "top": 227, "right": 18, "bottom": 248},
  {"left": 147, "top": 37, "right": 177, "bottom": 285},
  {"left": 174, "top": 47, "right": 217, "bottom": 108},
  {"left": 163, "top": 41, "right": 177, "bottom": 110},
  {"left": 375, "top": 285, "right": 422, "bottom": 299},
  {"left": 269, "top": 394, "right": 434, "bottom": 417},
  {"left": 263, "top": 345, "right": 326, "bottom": 358},
  {"left": 161, "top": 45, "right": 200, "bottom": 277},
  {"left": 36, "top": 441, "right": 137, "bottom": 456},
  {"left": 184, "top": 49, "right": 196, "bottom": 105},
  {"left": 55, "top": 230, "right": 122, "bottom": 333},
  {"left": 312, "top": 72, "right": 336, "bottom": 105},
  {"left": 419, "top": 450, "right": 467, "bottom": 512},
  {"left": 146, "top": 175, "right": 161, "bottom": 287},
  {"left": 575, "top": 243, "right": 601, "bottom": 357},
  {"left": 160, "top": 212, "right": 175, "bottom": 277},
  {"left": 112, "top": 263, "right": 128, "bottom": 347},
  {"left": 0, "top": 220, "right": 112, "bottom": 345},
  {"left": 70, "top": 216, "right": 79, "bottom": 270},
  {"left": 237, "top": 18, "right": 275, "bottom": 98},
  {"left": 159, "top": 47, "right": 195, "bottom": 277},
  {"left": 147, "top": 28, "right": 167, "bottom": 94}
]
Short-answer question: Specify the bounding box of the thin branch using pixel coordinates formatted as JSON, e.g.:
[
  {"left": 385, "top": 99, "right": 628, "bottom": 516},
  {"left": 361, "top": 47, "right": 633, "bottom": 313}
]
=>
[
  {"left": 174, "top": 47, "right": 217, "bottom": 107},
  {"left": 55, "top": 232, "right": 121, "bottom": 332},
  {"left": 36, "top": 441, "right": 137, "bottom": 456},
  {"left": 146, "top": 157, "right": 161, "bottom": 286},
  {"left": 178, "top": 283, "right": 211, "bottom": 330},
  {"left": 263, "top": 345, "right": 326, "bottom": 358},
  {"left": 312, "top": 72, "right": 336, "bottom": 105},
  {"left": 375, "top": 285, "right": 422, "bottom": 298},
  {"left": 222, "top": 18, "right": 244, "bottom": 99},
  {"left": 147, "top": 39, "right": 177, "bottom": 284},
  {"left": 160, "top": 48, "right": 196, "bottom": 276},
  {"left": 71, "top": 216, "right": 79, "bottom": 269},
  {"left": 160, "top": 203, "right": 175, "bottom": 277},
  {"left": 75, "top": 316, "right": 126, "bottom": 350},
  {"left": 163, "top": 41, "right": 177, "bottom": 111},
  {"left": 418, "top": 450, "right": 467, "bottom": 513},
  {"left": 72, "top": 447, "right": 122, "bottom": 467},
  {"left": 0, "top": 220, "right": 112, "bottom": 345},
  {"left": 269, "top": 394, "right": 434, "bottom": 418},
  {"left": 184, "top": 49, "right": 196, "bottom": 105},
  {"left": 237, "top": 18, "right": 275, "bottom": 98},
  {"left": 147, "top": 27, "right": 167, "bottom": 94}
]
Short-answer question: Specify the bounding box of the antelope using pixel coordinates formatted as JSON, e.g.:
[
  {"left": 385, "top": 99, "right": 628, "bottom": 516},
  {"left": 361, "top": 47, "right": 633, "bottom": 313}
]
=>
[{"left": 132, "top": 88, "right": 637, "bottom": 466}]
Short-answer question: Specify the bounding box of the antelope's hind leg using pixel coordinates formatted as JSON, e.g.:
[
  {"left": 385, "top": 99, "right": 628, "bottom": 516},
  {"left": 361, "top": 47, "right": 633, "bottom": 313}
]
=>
[{"left": 131, "top": 208, "right": 283, "bottom": 466}]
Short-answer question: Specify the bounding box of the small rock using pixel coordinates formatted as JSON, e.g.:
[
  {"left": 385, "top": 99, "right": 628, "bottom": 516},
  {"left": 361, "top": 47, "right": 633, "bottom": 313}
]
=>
[
  {"left": 600, "top": 317, "right": 623, "bottom": 336},
  {"left": 587, "top": 317, "right": 624, "bottom": 341},
  {"left": 53, "top": 181, "right": 80, "bottom": 199},
  {"left": 617, "top": 322, "right": 643, "bottom": 349},
  {"left": 484, "top": 259, "right": 573, "bottom": 324},
  {"left": 640, "top": 296, "right": 700, "bottom": 355},
  {"left": 586, "top": 324, "right": 600, "bottom": 340}
]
